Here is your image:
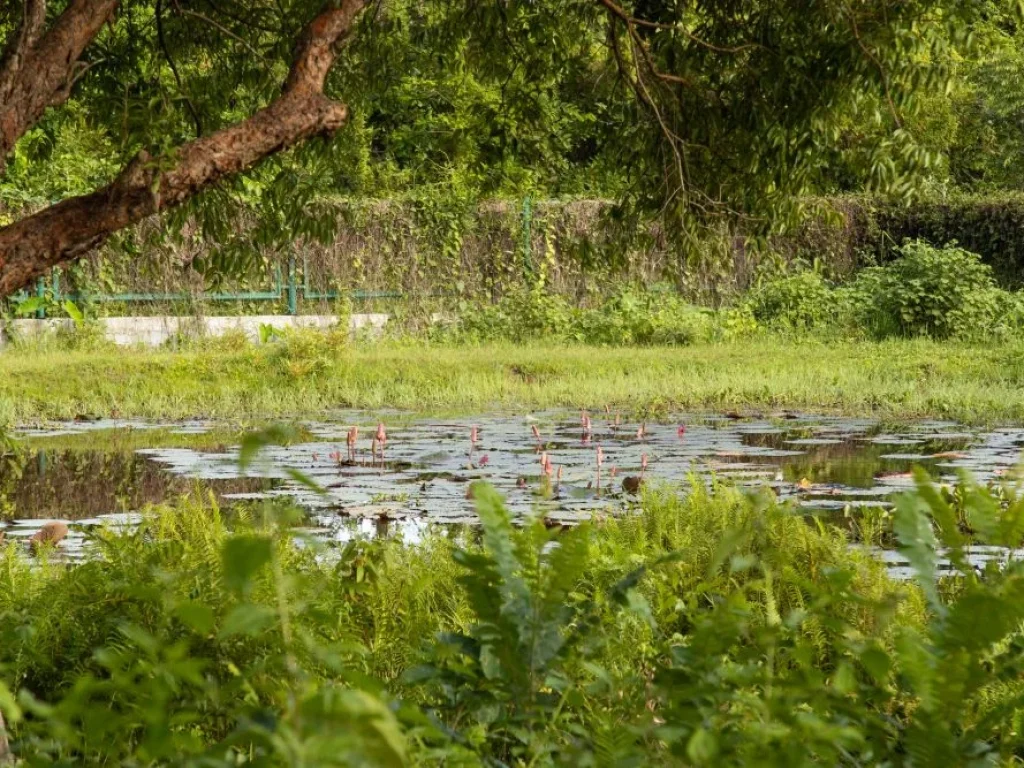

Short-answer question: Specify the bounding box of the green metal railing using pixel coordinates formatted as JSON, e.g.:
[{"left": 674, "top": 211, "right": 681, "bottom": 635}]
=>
[
  {"left": 12, "top": 198, "right": 538, "bottom": 318},
  {"left": 15, "top": 262, "right": 414, "bottom": 318}
]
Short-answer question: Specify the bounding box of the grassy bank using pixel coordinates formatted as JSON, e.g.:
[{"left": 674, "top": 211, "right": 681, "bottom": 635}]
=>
[{"left": 2, "top": 337, "right": 1024, "bottom": 424}]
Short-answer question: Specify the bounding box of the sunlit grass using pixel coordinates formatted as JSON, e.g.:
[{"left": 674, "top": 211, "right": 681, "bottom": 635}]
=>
[{"left": 2, "top": 336, "right": 1023, "bottom": 424}]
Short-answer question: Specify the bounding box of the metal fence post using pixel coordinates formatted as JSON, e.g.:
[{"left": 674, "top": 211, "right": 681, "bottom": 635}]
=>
[
  {"left": 35, "top": 277, "right": 46, "bottom": 319},
  {"left": 287, "top": 255, "right": 298, "bottom": 315}
]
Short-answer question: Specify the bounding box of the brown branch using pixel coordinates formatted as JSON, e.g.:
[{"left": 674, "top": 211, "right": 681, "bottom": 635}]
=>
[
  {"left": 0, "top": 0, "right": 48, "bottom": 98},
  {"left": 595, "top": 0, "right": 698, "bottom": 91},
  {"left": 0, "top": 0, "right": 120, "bottom": 166},
  {"left": 0, "top": 0, "right": 368, "bottom": 297}
]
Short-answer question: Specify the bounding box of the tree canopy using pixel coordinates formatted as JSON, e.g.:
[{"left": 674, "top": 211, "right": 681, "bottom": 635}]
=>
[{"left": 0, "top": 0, "right": 983, "bottom": 296}]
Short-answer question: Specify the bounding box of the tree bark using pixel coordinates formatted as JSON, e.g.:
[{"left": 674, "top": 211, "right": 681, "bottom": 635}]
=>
[
  {"left": 0, "top": 0, "right": 367, "bottom": 297},
  {"left": 0, "top": 0, "right": 121, "bottom": 166}
]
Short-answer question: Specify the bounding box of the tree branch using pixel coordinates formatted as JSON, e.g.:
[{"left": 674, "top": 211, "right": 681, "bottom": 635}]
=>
[
  {"left": 0, "top": 0, "right": 49, "bottom": 103},
  {"left": 0, "top": 0, "right": 120, "bottom": 167},
  {"left": 0, "top": 0, "right": 368, "bottom": 297}
]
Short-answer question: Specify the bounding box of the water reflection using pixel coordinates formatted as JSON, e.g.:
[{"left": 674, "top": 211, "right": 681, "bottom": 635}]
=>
[{"left": 3, "top": 412, "right": 1023, "bottom": 579}]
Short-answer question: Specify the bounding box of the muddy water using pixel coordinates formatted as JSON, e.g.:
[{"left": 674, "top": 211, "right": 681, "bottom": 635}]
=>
[{"left": 3, "top": 412, "right": 1023, "bottom": 576}]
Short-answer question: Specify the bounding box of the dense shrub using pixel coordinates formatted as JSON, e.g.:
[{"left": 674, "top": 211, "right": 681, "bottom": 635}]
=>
[
  {"left": 744, "top": 241, "right": 1024, "bottom": 340},
  {"left": 746, "top": 270, "right": 837, "bottom": 330},
  {"left": 443, "top": 288, "right": 726, "bottom": 345},
  {"left": 848, "top": 240, "right": 1017, "bottom": 339},
  {"left": 780, "top": 194, "right": 1024, "bottom": 287}
]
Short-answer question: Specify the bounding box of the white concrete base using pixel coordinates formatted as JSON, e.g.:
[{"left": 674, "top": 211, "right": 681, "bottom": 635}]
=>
[{"left": 0, "top": 314, "right": 390, "bottom": 348}]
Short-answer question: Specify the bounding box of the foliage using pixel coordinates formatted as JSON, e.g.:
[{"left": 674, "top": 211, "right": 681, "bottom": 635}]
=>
[
  {"left": 6, "top": 460, "right": 1024, "bottom": 764},
  {"left": 846, "top": 240, "right": 1020, "bottom": 340},
  {"left": 779, "top": 193, "right": 1024, "bottom": 289},
  {"left": 746, "top": 270, "right": 837, "bottom": 331},
  {"left": 0, "top": 0, "right": 986, "bottom": 290},
  {"left": 0, "top": 427, "right": 25, "bottom": 520},
  {"left": 745, "top": 241, "right": 1024, "bottom": 341},
  {"left": 440, "top": 287, "right": 728, "bottom": 346}
]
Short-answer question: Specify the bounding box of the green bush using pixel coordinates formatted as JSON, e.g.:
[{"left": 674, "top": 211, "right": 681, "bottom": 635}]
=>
[
  {"left": 849, "top": 240, "right": 1013, "bottom": 339},
  {"left": 799, "top": 194, "right": 1024, "bottom": 288},
  {"left": 746, "top": 271, "right": 837, "bottom": 331},
  {"left": 443, "top": 288, "right": 723, "bottom": 345}
]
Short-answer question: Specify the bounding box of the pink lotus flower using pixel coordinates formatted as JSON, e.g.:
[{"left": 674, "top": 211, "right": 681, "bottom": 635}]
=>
[
  {"left": 677, "top": 424, "right": 686, "bottom": 438},
  {"left": 641, "top": 453, "right": 649, "bottom": 476},
  {"left": 375, "top": 423, "right": 387, "bottom": 447},
  {"left": 470, "top": 425, "right": 479, "bottom": 444},
  {"left": 540, "top": 452, "right": 553, "bottom": 476},
  {"left": 478, "top": 454, "right": 490, "bottom": 466},
  {"left": 531, "top": 424, "right": 542, "bottom": 442},
  {"left": 346, "top": 426, "right": 359, "bottom": 461},
  {"left": 636, "top": 423, "right": 647, "bottom": 440}
]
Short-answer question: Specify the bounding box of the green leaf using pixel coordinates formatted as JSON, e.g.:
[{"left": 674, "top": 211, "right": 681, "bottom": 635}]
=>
[
  {"left": 222, "top": 535, "right": 273, "bottom": 593},
  {"left": 0, "top": 681, "right": 22, "bottom": 724},
  {"left": 219, "top": 603, "right": 277, "bottom": 638},
  {"left": 860, "top": 645, "right": 892, "bottom": 685},
  {"left": 63, "top": 299, "right": 84, "bottom": 327},
  {"left": 174, "top": 600, "right": 216, "bottom": 635},
  {"left": 686, "top": 727, "right": 718, "bottom": 764},
  {"left": 14, "top": 297, "right": 45, "bottom": 316},
  {"left": 238, "top": 425, "right": 298, "bottom": 470},
  {"left": 893, "top": 491, "right": 943, "bottom": 614}
]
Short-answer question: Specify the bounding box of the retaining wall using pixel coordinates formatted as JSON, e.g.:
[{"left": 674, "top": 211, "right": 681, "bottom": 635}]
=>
[{"left": 0, "top": 314, "right": 389, "bottom": 348}]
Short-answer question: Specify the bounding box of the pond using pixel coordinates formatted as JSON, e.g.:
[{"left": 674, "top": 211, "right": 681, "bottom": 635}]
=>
[{"left": 3, "top": 410, "right": 1023, "bottom": 576}]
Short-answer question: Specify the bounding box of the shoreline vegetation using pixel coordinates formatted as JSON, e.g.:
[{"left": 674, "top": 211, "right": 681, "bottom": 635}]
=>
[
  {"left": 2, "top": 337, "right": 1023, "bottom": 425},
  {"left": 3, "top": 474, "right": 1023, "bottom": 764}
]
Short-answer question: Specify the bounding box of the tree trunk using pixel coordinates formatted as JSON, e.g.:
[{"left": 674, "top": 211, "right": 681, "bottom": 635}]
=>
[{"left": 0, "top": 0, "right": 367, "bottom": 298}]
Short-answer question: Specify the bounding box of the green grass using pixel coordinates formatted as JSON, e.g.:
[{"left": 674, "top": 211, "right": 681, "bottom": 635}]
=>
[{"left": 2, "top": 337, "right": 1024, "bottom": 424}]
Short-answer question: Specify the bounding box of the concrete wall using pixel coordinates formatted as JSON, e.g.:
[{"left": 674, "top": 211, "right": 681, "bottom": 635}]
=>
[{"left": 0, "top": 314, "right": 390, "bottom": 348}]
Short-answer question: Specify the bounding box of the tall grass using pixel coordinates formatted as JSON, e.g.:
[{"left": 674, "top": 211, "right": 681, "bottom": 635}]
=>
[{"left": 3, "top": 336, "right": 1024, "bottom": 425}]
